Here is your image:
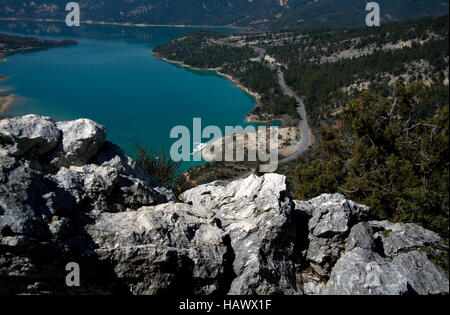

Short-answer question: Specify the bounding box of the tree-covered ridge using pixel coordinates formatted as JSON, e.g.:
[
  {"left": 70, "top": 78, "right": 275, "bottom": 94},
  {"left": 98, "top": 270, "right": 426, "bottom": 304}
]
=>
[
  {"left": 261, "top": 15, "right": 449, "bottom": 64},
  {"left": 162, "top": 16, "right": 450, "bottom": 237},
  {"left": 153, "top": 31, "right": 255, "bottom": 69},
  {"left": 0, "top": 33, "right": 77, "bottom": 53},
  {"left": 0, "top": 0, "right": 448, "bottom": 30},
  {"left": 284, "top": 37, "right": 449, "bottom": 126},
  {"left": 293, "top": 81, "right": 449, "bottom": 235},
  {"left": 264, "top": 15, "right": 449, "bottom": 126}
]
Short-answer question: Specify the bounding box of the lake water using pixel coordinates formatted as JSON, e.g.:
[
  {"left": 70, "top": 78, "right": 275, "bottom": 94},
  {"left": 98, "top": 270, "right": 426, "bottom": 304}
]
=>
[{"left": 0, "top": 20, "right": 261, "bottom": 170}]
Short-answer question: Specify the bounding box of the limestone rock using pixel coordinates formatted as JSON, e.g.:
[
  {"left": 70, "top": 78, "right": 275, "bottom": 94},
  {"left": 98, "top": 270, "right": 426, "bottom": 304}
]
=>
[
  {"left": 50, "top": 119, "right": 106, "bottom": 168},
  {"left": 96, "top": 141, "right": 160, "bottom": 187},
  {"left": 305, "top": 194, "right": 369, "bottom": 275},
  {"left": 182, "top": 173, "right": 299, "bottom": 295},
  {"left": 371, "top": 221, "right": 442, "bottom": 257},
  {"left": 86, "top": 203, "right": 230, "bottom": 295},
  {"left": 0, "top": 114, "right": 60, "bottom": 157},
  {"left": 392, "top": 250, "right": 449, "bottom": 295},
  {"left": 0, "top": 158, "right": 50, "bottom": 238},
  {"left": 323, "top": 222, "right": 449, "bottom": 295}
]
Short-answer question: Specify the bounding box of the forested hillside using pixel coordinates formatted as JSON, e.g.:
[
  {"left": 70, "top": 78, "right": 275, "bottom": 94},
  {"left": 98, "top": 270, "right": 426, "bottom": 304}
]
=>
[
  {"left": 0, "top": 0, "right": 448, "bottom": 30},
  {"left": 155, "top": 15, "right": 449, "bottom": 126},
  {"left": 278, "top": 16, "right": 449, "bottom": 126},
  {"left": 0, "top": 33, "right": 76, "bottom": 53},
  {"left": 292, "top": 83, "right": 449, "bottom": 235}
]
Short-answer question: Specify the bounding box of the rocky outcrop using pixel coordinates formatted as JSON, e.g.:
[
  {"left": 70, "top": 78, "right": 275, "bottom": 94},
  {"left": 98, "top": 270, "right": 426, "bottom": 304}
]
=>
[
  {"left": 322, "top": 222, "right": 449, "bottom": 295},
  {"left": 370, "top": 221, "right": 442, "bottom": 256},
  {"left": 296, "top": 194, "right": 370, "bottom": 276},
  {"left": 0, "top": 115, "right": 60, "bottom": 157},
  {"left": 49, "top": 119, "right": 107, "bottom": 169},
  {"left": 0, "top": 115, "right": 448, "bottom": 295},
  {"left": 182, "top": 174, "right": 298, "bottom": 295},
  {"left": 0, "top": 115, "right": 175, "bottom": 294},
  {"left": 86, "top": 203, "right": 230, "bottom": 295}
]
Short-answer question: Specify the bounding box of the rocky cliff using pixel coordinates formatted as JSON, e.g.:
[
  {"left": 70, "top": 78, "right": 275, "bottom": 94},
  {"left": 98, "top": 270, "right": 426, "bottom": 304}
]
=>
[{"left": 0, "top": 115, "right": 448, "bottom": 295}]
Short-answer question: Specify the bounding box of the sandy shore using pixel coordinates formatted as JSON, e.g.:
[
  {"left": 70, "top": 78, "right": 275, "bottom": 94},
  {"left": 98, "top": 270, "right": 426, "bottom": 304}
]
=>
[
  {"left": 0, "top": 94, "right": 15, "bottom": 115},
  {"left": 0, "top": 75, "right": 8, "bottom": 92},
  {"left": 0, "top": 74, "right": 15, "bottom": 114}
]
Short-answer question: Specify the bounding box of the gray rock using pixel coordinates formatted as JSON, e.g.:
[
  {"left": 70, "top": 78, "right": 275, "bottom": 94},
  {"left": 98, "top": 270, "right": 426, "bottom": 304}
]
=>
[
  {"left": 0, "top": 115, "right": 60, "bottom": 157},
  {"left": 50, "top": 119, "right": 106, "bottom": 168},
  {"left": 294, "top": 200, "right": 314, "bottom": 217},
  {"left": 0, "top": 158, "right": 50, "bottom": 238},
  {"left": 182, "top": 173, "right": 299, "bottom": 295},
  {"left": 47, "top": 164, "right": 171, "bottom": 213},
  {"left": 346, "top": 222, "right": 375, "bottom": 251},
  {"left": 392, "top": 250, "right": 449, "bottom": 295},
  {"left": 308, "top": 194, "right": 369, "bottom": 236},
  {"left": 323, "top": 223, "right": 449, "bottom": 295},
  {"left": 372, "top": 222, "right": 442, "bottom": 256},
  {"left": 47, "top": 165, "right": 119, "bottom": 212},
  {"left": 95, "top": 141, "right": 175, "bottom": 205},
  {"left": 323, "top": 247, "right": 408, "bottom": 295},
  {"left": 299, "top": 271, "right": 324, "bottom": 295},
  {"left": 96, "top": 141, "right": 160, "bottom": 187},
  {"left": 86, "top": 203, "right": 229, "bottom": 295},
  {"left": 112, "top": 175, "right": 175, "bottom": 211},
  {"left": 305, "top": 194, "right": 369, "bottom": 275}
]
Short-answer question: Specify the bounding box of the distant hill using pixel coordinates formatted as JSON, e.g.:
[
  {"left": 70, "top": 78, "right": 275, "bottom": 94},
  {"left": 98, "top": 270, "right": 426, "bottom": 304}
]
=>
[{"left": 0, "top": 0, "right": 448, "bottom": 29}]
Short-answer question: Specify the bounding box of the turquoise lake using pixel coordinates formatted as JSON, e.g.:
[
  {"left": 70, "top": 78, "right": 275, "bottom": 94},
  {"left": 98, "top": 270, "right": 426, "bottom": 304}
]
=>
[{"left": 0, "top": 21, "right": 261, "bottom": 170}]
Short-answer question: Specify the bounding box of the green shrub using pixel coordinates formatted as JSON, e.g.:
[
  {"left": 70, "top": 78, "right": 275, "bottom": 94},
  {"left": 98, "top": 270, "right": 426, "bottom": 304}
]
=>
[{"left": 135, "top": 145, "right": 192, "bottom": 197}]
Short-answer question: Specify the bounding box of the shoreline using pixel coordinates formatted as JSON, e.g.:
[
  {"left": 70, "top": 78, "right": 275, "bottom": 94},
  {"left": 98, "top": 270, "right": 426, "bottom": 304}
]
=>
[
  {"left": 0, "top": 94, "right": 15, "bottom": 115},
  {"left": 0, "top": 41, "right": 78, "bottom": 56},
  {"left": 154, "top": 52, "right": 273, "bottom": 124},
  {"left": 0, "top": 75, "right": 15, "bottom": 115},
  {"left": 0, "top": 17, "right": 250, "bottom": 31}
]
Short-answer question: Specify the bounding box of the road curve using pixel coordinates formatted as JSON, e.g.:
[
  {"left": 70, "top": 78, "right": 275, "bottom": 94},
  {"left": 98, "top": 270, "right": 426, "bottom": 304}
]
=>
[
  {"left": 276, "top": 70, "right": 313, "bottom": 163},
  {"left": 249, "top": 46, "right": 312, "bottom": 163}
]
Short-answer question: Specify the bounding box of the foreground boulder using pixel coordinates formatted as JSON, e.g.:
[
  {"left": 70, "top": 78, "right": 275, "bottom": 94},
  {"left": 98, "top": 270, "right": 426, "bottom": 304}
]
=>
[
  {"left": 50, "top": 119, "right": 107, "bottom": 169},
  {"left": 0, "top": 115, "right": 448, "bottom": 295},
  {"left": 182, "top": 174, "right": 298, "bottom": 295},
  {"left": 0, "top": 115, "right": 174, "bottom": 294},
  {"left": 296, "top": 194, "right": 370, "bottom": 276},
  {"left": 87, "top": 203, "right": 231, "bottom": 295},
  {"left": 323, "top": 222, "right": 449, "bottom": 295},
  {"left": 0, "top": 114, "right": 60, "bottom": 157}
]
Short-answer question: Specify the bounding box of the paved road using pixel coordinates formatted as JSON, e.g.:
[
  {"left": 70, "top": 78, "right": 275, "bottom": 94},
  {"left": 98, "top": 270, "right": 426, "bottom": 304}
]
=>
[
  {"left": 276, "top": 70, "right": 313, "bottom": 163},
  {"left": 248, "top": 46, "right": 313, "bottom": 163}
]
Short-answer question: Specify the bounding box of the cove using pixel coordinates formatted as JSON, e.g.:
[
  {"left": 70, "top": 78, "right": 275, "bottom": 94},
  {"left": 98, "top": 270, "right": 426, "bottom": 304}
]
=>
[{"left": 0, "top": 20, "right": 260, "bottom": 171}]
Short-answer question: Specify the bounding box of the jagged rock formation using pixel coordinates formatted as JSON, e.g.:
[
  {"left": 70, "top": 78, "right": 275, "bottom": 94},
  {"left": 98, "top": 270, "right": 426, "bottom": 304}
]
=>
[
  {"left": 181, "top": 174, "right": 297, "bottom": 295},
  {"left": 0, "top": 115, "right": 448, "bottom": 295},
  {"left": 322, "top": 222, "right": 447, "bottom": 295}
]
